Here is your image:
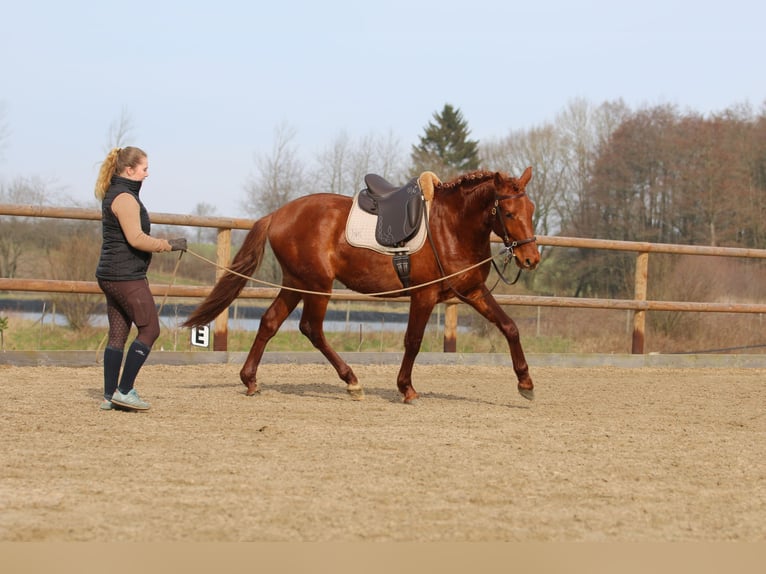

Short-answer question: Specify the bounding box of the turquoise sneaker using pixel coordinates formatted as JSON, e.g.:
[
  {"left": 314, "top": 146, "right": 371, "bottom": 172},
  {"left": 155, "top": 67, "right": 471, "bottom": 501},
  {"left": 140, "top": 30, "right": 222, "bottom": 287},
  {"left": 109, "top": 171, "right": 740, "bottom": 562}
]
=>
[
  {"left": 111, "top": 389, "right": 150, "bottom": 411},
  {"left": 100, "top": 399, "right": 114, "bottom": 411}
]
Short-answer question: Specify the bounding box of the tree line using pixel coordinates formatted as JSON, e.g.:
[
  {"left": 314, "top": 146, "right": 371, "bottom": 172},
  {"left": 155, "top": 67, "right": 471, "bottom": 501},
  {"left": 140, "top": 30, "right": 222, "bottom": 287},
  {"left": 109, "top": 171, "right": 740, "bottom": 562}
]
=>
[
  {"left": 242, "top": 99, "right": 766, "bottom": 299},
  {"left": 2, "top": 98, "right": 766, "bottom": 312}
]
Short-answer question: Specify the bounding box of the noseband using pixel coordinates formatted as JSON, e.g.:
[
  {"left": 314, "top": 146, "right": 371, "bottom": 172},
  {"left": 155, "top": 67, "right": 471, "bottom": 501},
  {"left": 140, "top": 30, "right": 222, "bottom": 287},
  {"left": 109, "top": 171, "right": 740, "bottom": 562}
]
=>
[{"left": 491, "top": 192, "right": 537, "bottom": 259}]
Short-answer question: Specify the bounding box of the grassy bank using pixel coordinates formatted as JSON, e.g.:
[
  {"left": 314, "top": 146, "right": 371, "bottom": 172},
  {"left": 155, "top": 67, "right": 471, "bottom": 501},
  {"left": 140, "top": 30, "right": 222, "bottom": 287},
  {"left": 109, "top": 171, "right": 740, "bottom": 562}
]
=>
[
  {"left": 2, "top": 304, "right": 764, "bottom": 356},
  {"left": 0, "top": 315, "right": 575, "bottom": 354}
]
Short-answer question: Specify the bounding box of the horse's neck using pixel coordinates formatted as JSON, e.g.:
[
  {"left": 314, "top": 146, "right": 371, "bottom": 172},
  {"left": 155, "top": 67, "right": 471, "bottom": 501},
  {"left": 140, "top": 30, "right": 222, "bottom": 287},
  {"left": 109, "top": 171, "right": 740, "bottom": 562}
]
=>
[{"left": 432, "top": 188, "right": 494, "bottom": 239}]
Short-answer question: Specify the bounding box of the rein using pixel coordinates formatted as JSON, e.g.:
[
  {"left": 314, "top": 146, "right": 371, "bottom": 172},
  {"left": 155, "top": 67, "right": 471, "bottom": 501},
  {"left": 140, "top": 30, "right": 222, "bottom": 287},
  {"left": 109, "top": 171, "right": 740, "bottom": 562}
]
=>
[
  {"left": 184, "top": 248, "right": 498, "bottom": 298},
  {"left": 158, "top": 250, "right": 185, "bottom": 315}
]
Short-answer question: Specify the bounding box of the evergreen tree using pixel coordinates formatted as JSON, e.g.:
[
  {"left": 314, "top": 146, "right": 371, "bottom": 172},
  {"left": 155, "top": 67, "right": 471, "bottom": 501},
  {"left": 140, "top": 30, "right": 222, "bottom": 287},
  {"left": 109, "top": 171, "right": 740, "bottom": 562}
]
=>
[{"left": 410, "top": 104, "right": 480, "bottom": 179}]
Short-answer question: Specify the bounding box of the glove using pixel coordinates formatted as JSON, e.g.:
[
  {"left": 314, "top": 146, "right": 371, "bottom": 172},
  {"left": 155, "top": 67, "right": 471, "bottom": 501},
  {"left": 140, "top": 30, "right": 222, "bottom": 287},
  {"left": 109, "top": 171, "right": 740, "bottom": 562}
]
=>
[{"left": 168, "top": 238, "right": 187, "bottom": 252}]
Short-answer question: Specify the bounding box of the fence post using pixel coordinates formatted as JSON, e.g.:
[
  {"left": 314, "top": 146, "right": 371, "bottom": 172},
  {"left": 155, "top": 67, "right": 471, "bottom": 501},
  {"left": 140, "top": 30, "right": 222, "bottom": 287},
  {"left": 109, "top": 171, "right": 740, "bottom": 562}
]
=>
[
  {"left": 213, "top": 228, "right": 231, "bottom": 351},
  {"left": 632, "top": 251, "right": 649, "bottom": 354},
  {"left": 443, "top": 302, "right": 458, "bottom": 352}
]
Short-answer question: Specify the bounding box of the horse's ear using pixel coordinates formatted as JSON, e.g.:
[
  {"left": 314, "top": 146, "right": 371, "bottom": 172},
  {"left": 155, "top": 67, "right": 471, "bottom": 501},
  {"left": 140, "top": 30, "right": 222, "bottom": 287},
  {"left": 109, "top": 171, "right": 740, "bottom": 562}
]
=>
[{"left": 519, "top": 166, "right": 533, "bottom": 187}]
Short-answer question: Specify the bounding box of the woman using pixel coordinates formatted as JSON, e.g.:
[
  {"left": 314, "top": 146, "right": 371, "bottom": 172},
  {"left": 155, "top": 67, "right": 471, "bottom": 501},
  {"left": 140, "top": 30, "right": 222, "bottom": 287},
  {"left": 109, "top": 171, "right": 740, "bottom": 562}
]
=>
[{"left": 94, "top": 146, "right": 186, "bottom": 411}]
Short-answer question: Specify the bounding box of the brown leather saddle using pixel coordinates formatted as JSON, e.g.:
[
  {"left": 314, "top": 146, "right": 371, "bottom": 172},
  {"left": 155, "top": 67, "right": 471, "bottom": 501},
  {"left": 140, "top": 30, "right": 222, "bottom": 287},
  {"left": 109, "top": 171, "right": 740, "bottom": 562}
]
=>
[{"left": 357, "top": 174, "right": 424, "bottom": 248}]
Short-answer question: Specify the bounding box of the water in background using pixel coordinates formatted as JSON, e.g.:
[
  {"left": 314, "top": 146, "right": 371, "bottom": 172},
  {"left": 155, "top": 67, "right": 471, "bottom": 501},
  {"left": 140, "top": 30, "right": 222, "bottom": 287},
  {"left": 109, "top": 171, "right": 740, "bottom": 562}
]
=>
[{"left": 2, "top": 301, "right": 460, "bottom": 333}]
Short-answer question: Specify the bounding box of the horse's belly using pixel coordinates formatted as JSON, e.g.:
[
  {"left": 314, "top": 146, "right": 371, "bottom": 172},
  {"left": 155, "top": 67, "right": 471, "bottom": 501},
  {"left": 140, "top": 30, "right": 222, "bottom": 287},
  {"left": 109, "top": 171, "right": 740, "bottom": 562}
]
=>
[{"left": 335, "top": 247, "right": 403, "bottom": 295}]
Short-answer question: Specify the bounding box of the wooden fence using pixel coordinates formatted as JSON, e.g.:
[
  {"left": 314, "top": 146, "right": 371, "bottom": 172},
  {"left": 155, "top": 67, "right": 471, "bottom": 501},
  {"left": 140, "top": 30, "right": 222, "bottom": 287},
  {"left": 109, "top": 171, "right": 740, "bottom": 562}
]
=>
[{"left": 2, "top": 203, "right": 766, "bottom": 353}]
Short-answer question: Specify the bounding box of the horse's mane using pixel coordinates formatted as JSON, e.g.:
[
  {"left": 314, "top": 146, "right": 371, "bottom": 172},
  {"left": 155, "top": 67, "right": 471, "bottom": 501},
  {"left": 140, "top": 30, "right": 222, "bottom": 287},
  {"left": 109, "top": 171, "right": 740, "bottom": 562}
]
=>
[
  {"left": 438, "top": 170, "right": 494, "bottom": 192},
  {"left": 436, "top": 170, "right": 520, "bottom": 205}
]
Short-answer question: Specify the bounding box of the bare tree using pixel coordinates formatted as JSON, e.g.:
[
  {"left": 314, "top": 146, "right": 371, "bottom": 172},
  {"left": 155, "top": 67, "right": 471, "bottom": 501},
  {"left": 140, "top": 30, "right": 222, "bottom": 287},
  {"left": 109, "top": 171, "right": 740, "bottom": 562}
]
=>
[
  {"left": 346, "top": 133, "right": 379, "bottom": 193},
  {"left": 482, "top": 124, "right": 567, "bottom": 237},
  {"left": 315, "top": 131, "right": 376, "bottom": 197},
  {"left": 315, "top": 131, "right": 351, "bottom": 195},
  {"left": 239, "top": 123, "right": 306, "bottom": 283},
  {"left": 555, "top": 98, "right": 629, "bottom": 229},
  {"left": 104, "top": 106, "right": 135, "bottom": 151},
  {"left": 46, "top": 222, "right": 102, "bottom": 330},
  {"left": 242, "top": 122, "right": 306, "bottom": 218},
  {"left": 371, "top": 129, "right": 407, "bottom": 184},
  {"left": 191, "top": 202, "right": 219, "bottom": 244},
  {"left": 0, "top": 177, "right": 50, "bottom": 278},
  {"left": 315, "top": 130, "right": 407, "bottom": 197}
]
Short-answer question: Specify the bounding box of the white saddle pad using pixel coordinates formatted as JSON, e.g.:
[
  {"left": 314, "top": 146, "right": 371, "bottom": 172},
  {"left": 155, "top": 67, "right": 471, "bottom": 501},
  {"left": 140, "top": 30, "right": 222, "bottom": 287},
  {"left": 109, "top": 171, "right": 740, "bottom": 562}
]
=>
[{"left": 345, "top": 191, "right": 429, "bottom": 255}]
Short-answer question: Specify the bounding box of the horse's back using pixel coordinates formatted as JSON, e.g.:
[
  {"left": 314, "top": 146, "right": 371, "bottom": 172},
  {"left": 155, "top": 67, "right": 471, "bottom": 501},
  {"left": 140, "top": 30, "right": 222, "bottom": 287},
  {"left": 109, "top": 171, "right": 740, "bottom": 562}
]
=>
[
  {"left": 268, "top": 193, "right": 402, "bottom": 292},
  {"left": 270, "top": 193, "right": 352, "bottom": 235},
  {"left": 277, "top": 193, "right": 351, "bottom": 216},
  {"left": 267, "top": 192, "right": 352, "bottom": 262}
]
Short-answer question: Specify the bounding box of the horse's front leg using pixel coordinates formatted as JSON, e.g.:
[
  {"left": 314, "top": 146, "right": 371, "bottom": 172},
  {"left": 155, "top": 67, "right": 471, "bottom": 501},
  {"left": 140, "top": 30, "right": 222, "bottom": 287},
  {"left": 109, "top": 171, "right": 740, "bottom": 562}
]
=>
[
  {"left": 397, "top": 295, "right": 437, "bottom": 404},
  {"left": 464, "top": 285, "right": 534, "bottom": 400}
]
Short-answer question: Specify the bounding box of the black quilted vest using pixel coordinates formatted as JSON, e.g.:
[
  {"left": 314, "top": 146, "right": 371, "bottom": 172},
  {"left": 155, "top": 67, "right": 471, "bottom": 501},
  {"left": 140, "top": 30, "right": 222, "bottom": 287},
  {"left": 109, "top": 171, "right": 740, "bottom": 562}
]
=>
[{"left": 95, "top": 176, "right": 152, "bottom": 281}]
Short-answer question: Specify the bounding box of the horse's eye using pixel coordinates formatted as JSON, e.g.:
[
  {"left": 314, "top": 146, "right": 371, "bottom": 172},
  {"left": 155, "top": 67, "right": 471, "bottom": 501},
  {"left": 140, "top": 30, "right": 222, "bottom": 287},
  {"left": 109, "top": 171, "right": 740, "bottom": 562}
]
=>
[{"left": 505, "top": 212, "right": 515, "bottom": 220}]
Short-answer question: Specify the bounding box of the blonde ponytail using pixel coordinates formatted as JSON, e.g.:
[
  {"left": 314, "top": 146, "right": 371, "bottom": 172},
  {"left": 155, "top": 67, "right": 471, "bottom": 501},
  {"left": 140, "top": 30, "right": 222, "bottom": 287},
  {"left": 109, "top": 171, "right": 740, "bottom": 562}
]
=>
[{"left": 94, "top": 146, "right": 147, "bottom": 200}]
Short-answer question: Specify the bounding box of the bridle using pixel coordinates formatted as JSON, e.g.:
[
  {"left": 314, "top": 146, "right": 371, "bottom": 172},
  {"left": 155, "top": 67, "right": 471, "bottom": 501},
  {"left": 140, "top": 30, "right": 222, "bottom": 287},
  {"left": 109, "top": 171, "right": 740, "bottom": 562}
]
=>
[
  {"left": 424, "top": 187, "right": 538, "bottom": 301},
  {"left": 491, "top": 191, "right": 537, "bottom": 257},
  {"left": 488, "top": 191, "right": 537, "bottom": 285}
]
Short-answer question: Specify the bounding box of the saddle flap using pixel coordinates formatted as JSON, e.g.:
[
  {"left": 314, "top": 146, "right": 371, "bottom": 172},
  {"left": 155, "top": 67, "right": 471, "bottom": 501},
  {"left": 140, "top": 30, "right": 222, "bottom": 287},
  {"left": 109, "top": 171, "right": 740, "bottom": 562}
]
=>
[{"left": 407, "top": 196, "right": 423, "bottom": 228}]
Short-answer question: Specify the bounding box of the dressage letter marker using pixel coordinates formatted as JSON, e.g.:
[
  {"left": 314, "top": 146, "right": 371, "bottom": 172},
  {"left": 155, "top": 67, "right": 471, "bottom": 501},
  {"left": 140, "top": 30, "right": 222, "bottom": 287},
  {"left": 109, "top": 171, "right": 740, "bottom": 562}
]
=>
[{"left": 191, "top": 325, "right": 210, "bottom": 348}]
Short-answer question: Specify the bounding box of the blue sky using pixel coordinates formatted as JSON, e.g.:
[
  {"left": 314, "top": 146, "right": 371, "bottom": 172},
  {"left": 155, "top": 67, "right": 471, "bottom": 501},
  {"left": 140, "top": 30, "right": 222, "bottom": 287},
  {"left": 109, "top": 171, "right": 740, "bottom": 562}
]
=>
[{"left": 1, "top": 0, "right": 763, "bottom": 216}]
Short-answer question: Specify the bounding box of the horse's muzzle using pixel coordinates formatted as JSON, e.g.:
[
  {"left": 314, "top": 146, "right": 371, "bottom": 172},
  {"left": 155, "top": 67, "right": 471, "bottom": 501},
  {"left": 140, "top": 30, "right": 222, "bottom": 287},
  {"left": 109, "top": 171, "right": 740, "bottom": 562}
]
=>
[
  {"left": 508, "top": 237, "right": 540, "bottom": 270},
  {"left": 521, "top": 255, "right": 540, "bottom": 270},
  {"left": 515, "top": 252, "right": 539, "bottom": 270}
]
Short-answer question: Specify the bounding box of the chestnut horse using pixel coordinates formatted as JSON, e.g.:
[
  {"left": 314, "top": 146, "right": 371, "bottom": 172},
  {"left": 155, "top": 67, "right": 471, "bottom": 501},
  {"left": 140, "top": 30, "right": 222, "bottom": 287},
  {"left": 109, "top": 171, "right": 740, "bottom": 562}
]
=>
[{"left": 183, "top": 168, "right": 540, "bottom": 403}]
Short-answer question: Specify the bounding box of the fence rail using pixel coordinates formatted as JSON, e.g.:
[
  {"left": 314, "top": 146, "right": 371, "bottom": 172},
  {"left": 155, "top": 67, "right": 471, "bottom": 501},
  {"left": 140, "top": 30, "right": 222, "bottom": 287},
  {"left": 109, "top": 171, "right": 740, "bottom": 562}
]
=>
[{"left": 2, "top": 203, "right": 766, "bottom": 353}]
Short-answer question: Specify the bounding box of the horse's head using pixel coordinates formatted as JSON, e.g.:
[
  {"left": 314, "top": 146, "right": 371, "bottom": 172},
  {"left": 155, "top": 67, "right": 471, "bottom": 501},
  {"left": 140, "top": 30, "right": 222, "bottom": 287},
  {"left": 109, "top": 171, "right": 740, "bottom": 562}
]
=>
[{"left": 491, "top": 167, "right": 540, "bottom": 270}]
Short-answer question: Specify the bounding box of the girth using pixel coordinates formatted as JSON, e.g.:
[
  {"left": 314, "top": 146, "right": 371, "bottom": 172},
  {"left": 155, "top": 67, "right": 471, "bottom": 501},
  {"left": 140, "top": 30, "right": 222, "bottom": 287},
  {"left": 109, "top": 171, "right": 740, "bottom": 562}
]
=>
[{"left": 358, "top": 174, "right": 424, "bottom": 248}]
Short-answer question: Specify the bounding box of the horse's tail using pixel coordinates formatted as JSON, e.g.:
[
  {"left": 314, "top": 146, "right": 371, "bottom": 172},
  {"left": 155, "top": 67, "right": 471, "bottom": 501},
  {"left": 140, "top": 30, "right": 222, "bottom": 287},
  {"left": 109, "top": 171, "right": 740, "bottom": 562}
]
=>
[{"left": 183, "top": 214, "right": 272, "bottom": 328}]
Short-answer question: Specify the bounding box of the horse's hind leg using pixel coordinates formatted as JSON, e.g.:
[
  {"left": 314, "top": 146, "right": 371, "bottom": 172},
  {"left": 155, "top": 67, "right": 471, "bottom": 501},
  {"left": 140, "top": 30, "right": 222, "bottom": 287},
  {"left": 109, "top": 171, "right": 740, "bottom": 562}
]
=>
[
  {"left": 240, "top": 289, "right": 301, "bottom": 395},
  {"left": 299, "top": 294, "right": 364, "bottom": 399}
]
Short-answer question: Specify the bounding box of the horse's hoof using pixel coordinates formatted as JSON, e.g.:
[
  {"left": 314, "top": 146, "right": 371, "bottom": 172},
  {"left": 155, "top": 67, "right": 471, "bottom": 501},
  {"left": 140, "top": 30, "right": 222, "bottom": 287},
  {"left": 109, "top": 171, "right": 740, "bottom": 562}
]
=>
[
  {"left": 403, "top": 393, "right": 420, "bottom": 405},
  {"left": 518, "top": 387, "right": 535, "bottom": 401},
  {"left": 245, "top": 383, "right": 260, "bottom": 396},
  {"left": 347, "top": 384, "right": 365, "bottom": 400}
]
